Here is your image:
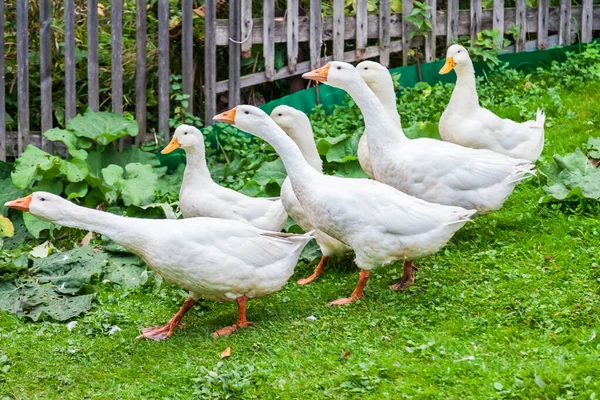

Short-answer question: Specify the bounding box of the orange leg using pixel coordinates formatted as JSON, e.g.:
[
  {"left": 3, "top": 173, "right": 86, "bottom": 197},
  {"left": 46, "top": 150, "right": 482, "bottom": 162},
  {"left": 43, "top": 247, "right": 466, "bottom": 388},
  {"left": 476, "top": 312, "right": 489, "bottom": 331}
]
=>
[
  {"left": 137, "top": 297, "right": 196, "bottom": 341},
  {"left": 389, "top": 261, "right": 418, "bottom": 291},
  {"left": 327, "top": 269, "right": 371, "bottom": 306},
  {"left": 298, "top": 255, "right": 329, "bottom": 285},
  {"left": 213, "top": 295, "right": 253, "bottom": 338}
]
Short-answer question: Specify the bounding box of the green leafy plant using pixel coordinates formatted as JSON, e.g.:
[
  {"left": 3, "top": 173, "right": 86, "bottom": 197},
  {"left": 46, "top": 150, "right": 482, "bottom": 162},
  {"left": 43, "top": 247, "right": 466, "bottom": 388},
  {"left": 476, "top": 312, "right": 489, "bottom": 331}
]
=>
[
  {"left": 467, "top": 29, "right": 510, "bottom": 69},
  {"left": 169, "top": 74, "right": 203, "bottom": 129},
  {"left": 192, "top": 362, "right": 259, "bottom": 399},
  {"left": 405, "top": 1, "right": 433, "bottom": 81}
]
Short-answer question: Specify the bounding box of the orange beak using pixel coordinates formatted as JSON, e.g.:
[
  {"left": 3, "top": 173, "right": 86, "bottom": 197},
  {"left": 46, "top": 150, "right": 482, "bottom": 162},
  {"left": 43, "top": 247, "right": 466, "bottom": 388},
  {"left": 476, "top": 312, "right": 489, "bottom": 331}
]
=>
[
  {"left": 302, "top": 63, "right": 331, "bottom": 83},
  {"left": 439, "top": 58, "right": 456, "bottom": 74},
  {"left": 5, "top": 194, "right": 33, "bottom": 212},
  {"left": 161, "top": 138, "right": 180, "bottom": 154},
  {"left": 213, "top": 107, "right": 237, "bottom": 125}
]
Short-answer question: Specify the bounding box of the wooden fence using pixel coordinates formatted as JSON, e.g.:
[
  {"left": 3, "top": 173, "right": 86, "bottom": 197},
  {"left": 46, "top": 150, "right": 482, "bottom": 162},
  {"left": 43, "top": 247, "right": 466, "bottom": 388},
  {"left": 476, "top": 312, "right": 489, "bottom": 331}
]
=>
[{"left": 1, "top": 0, "right": 599, "bottom": 161}]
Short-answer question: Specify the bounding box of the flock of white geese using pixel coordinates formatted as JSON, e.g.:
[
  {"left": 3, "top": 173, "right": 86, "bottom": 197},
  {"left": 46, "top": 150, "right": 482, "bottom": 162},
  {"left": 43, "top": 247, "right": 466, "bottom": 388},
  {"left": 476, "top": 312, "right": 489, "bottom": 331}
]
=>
[{"left": 5, "top": 45, "right": 546, "bottom": 340}]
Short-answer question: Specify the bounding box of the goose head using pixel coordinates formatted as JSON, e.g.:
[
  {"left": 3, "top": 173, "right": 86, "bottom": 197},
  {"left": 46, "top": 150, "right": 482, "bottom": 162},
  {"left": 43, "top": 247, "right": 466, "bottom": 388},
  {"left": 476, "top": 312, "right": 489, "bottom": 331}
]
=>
[
  {"left": 356, "top": 61, "right": 394, "bottom": 94},
  {"left": 214, "top": 105, "right": 275, "bottom": 142},
  {"left": 302, "top": 61, "right": 362, "bottom": 91},
  {"left": 161, "top": 124, "right": 204, "bottom": 154},
  {"left": 5, "top": 192, "right": 70, "bottom": 223},
  {"left": 440, "top": 45, "right": 472, "bottom": 74}
]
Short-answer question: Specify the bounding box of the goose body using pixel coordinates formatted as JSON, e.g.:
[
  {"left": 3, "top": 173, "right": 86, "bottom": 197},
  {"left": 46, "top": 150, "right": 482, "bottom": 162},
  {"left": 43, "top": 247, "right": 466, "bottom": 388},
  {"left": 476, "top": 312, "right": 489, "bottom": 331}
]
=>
[
  {"left": 271, "top": 106, "right": 349, "bottom": 284},
  {"left": 5, "top": 192, "right": 312, "bottom": 339},
  {"left": 439, "top": 45, "right": 545, "bottom": 161},
  {"left": 214, "top": 105, "right": 475, "bottom": 304},
  {"left": 162, "top": 125, "right": 288, "bottom": 231},
  {"left": 305, "top": 61, "right": 535, "bottom": 214}
]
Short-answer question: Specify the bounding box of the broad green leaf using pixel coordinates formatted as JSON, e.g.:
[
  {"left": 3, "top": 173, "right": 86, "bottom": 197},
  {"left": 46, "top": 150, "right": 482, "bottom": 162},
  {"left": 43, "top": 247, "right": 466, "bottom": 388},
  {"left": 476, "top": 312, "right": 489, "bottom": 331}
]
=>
[
  {"left": 101, "top": 164, "right": 125, "bottom": 187},
  {"left": 87, "top": 145, "right": 160, "bottom": 180},
  {"left": 33, "top": 178, "right": 64, "bottom": 195},
  {"left": 120, "top": 163, "right": 158, "bottom": 206},
  {"left": 68, "top": 109, "right": 138, "bottom": 146},
  {"left": 587, "top": 137, "right": 600, "bottom": 159},
  {"left": 540, "top": 148, "right": 600, "bottom": 202},
  {"left": 326, "top": 132, "right": 360, "bottom": 163},
  {"left": 0, "top": 177, "right": 25, "bottom": 216},
  {"left": 239, "top": 180, "right": 262, "bottom": 197},
  {"left": 403, "top": 121, "right": 441, "bottom": 140},
  {"left": 103, "top": 255, "right": 148, "bottom": 289},
  {"left": 65, "top": 181, "right": 89, "bottom": 199},
  {"left": 43, "top": 128, "right": 92, "bottom": 160},
  {"left": 333, "top": 160, "right": 369, "bottom": 179},
  {"left": 30, "top": 241, "right": 56, "bottom": 258},
  {"left": 11, "top": 145, "right": 61, "bottom": 189},
  {"left": 59, "top": 158, "right": 89, "bottom": 183},
  {"left": 14, "top": 286, "right": 95, "bottom": 322},
  {"left": 23, "top": 212, "right": 54, "bottom": 239},
  {"left": 0, "top": 216, "right": 15, "bottom": 238},
  {"left": 316, "top": 134, "right": 348, "bottom": 156},
  {"left": 252, "top": 159, "right": 287, "bottom": 187}
]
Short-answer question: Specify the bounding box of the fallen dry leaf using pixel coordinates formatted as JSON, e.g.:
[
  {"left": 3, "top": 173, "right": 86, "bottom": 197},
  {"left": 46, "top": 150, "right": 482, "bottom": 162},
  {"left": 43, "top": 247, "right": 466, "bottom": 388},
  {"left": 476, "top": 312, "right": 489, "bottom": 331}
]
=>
[
  {"left": 98, "top": 3, "right": 105, "bottom": 16},
  {"left": 220, "top": 347, "right": 231, "bottom": 358},
  {"left": 194, "top": 5, "right": 205, "bottom": 17},
  {"left": 80, "top": 231, "right": 96, "bottom": 247}
]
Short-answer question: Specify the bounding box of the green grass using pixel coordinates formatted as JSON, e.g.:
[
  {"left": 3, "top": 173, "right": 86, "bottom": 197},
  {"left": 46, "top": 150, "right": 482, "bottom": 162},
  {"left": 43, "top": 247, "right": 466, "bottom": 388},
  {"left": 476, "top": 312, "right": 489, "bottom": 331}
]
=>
[{"left": 1, "top": 83, "right": 600, "bottom": 399}]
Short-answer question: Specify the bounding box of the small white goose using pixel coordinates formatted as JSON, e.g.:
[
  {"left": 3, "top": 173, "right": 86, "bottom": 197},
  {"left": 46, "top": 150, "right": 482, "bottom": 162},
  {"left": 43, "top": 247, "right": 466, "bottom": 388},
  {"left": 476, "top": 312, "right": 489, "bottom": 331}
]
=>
[
  {"left": 162, "top": 124, "right": 288, "bottom": 231},
  {"left": 5, "top": 192, "right": 312, "bottom": 339},
  {"left": 439, "top": 44, "right": 545, "bottom": 161},
  {"left": 214, "top": 105, "right": 475, "bottom": 305},
  {"left": 270, "top": 105, "right": 349, "bottom": 285},
  {"left": 304, "top": 62, "right": 535, "bottom": 214},
  {"left": 355, "top": 61, "right": 402, "bottom": 178}
]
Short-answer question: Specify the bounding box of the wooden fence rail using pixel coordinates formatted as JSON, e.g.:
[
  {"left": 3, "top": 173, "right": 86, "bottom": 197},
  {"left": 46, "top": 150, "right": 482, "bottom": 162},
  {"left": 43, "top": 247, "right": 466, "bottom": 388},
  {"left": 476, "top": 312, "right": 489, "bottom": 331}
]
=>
[{"left": 1, "top": 0, "right": 599, "bottom": 161}]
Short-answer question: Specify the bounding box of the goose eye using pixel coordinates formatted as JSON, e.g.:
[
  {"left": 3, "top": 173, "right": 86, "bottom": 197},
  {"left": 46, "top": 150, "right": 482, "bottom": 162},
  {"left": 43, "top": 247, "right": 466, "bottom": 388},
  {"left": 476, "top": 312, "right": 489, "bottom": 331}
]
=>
[
  {"left": 364, "top": 67, "right": 368, "bottom": 70},
  {"left": 278, "top": 113, "right": 282, "bottom": 117},
  {"left": 184, "top": 132, "right": 188, "bottom": 135},
  {"left": 337, "top": 66, "right": 341, "bottom": 70},
  {"left": 458, "top": 50, "right": 461, "bottom": 53},
  {"left": 40, "top": 198, "right": 46, "bottom": 202},
  {"left": 244, "top": 111, "right": 249, "bottom": 115}
]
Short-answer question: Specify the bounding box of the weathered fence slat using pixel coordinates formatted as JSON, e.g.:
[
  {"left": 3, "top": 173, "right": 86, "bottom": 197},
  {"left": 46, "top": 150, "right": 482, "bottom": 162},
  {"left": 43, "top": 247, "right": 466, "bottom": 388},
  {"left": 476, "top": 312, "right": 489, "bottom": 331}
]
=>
[
  {"left": 537, "top": 0, "right": 549, "bottom": 49},
  {"left": 287, "top": 0, "right": 299, "bottom": 71},
  {"left": 447, "top": 0, "right": 459, "bottom": 47},
  {"left": 515, "top": 0, "right": 526, "bottom": 52},
  {"left": 471, "top": 0, "right": 482, "bottom": 45},
  {"left": 40, "top": 0, "right": 53, "bottom": 153},
  {"left": 229, "top": 0, "right": 241, "bottom": 107},
  {"left": 581, "top": 0, "right": 593, "bottom": 43},
  {"left": 111, "top": 0, "right": 123, "bottom": 115},
  {"left": 182, "top": 0, "right": 194, "bottom": 113},
  {"left": 17, "top": 0, "right": 29, "bottom": 154},
  {"left": 0, "top": 0, "right": 5, "bottom": 160},
  {"left": 310, "top": 0, "right": 323, "bottom": 70},
  {"left": 379, "top": 0, "right": 391, "bottom": 67},
  {"left": 356, "top": 0, "right": 368, "bottom": 60},
  {"left": 241, "top": 0, "right": 253, "bottom": 56},
  {"left": 88, "top": 0, "right": 99, "bottom": 111},
  {"left": 559, "top": 0, "right": 571, "bottom": 46},
  {"left": 264, "top": 0, "right": 275, "bottom": 80},
  {"left": 493, "top": 0, "right": 505, "bottom": 47},
  {"left": 425, "top": 0, "right": 436, "bottom": 62},
  {"left": 65, "top": 0, "right": 76, "bottom": 123},
  {"left": 333, "top": 0, "right": 345, "bottom": 61},
  {"left": 204, "top": 0, "right": 217, "bottom": 125},
  {"left": 135, "top": 0, "right": 147, "bottom": 145},
  {"left": 402, "top": 0, "right": 413, "bottom": 66},
  {"left": 158, "top": 0, "right": 170, "bottom": 140}
]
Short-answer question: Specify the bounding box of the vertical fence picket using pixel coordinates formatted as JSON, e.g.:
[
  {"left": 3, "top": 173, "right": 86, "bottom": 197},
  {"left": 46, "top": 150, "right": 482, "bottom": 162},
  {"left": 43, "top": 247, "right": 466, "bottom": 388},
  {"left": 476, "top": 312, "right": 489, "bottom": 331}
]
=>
[
  {"left": 135, "top": 0, "right": 147, "bottom": 145},
  {"left": 65, "top": 0, "right": 76, "bottom": 123},
  {"left": 204, "top": 0, "right": 216, "bottom": 125},
  {"left": 112, "top": 0, "right": 123, "bottom": 116},
  {"left": 537, "top": 0, "right": 549, "bottom": 49},
  {"left": 229, "top": 0, "right": 241, "bottom": 107},
  {"left": 424, "top": 0, "right": 436, "bottom": 62},
  {"left": 310, "top": 0, "right": 323, "bottom": 70},
  {"left": 39, "top": 0, "right": 52, "bottom": 153},
  {"left": 493, "top": 0, "right": 504, "bottom": 47},
  {"left": 470, "top": 0, "right": 482, "bottom": 45},
  {"left": 287, "top": 0, "right": 299, "bottom": 72},
  {"left": 241, "top": 0, "right": 253, "bottom": 57},
  {"left": 88, "top": 0, "right": 99, "bottom": 111},
  {"left": 182, "top": 0, "right": 194, "bottom": 113},
  {"left": 333, "top": 0, "right": 344, "bottom": 61},
  {"left": 356, "top": 0, "right": 368, "bottom": 60},
  {"left": 379, "top": 0, "right": 391, "bottom": 67},
  {"left": 0, "top": 0, "right": 5, "bottom": 161},
  {"left": 17, "top": 0, "right": 29, "bottom": 154},
  {"left": 446, "top": 0, "right": 458, "bottom": 47},
  {"left": 515, "top": 0, "right": 526, "bottom": 52},
  {"left": 158, "top": 0, "right": 169, "bottom": 140},
  {"left": 401, "top": 0, "right": 412, "bottom": 66},
  {"left": 264, "top": 0, "right": 275, "bottom": 80},
  {"left": 581, "top": 0, "right": 593, "bottom": 43},
  {"left": 559, "top": 0, "right": 571, "bottom": 46}
]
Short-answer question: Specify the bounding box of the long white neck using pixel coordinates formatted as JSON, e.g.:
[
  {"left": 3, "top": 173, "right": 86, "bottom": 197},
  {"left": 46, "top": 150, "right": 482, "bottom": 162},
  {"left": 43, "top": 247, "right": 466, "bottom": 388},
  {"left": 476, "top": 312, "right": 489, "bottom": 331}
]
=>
[
  {"left": 239, "top": 119, "right": 321, "bottom": 199},
  {"left": 449, "top": 60, "right": 479, "bottom": 111},
  {"left": 284, "top": 118, "right": 323, "bottom": 172},
  {"left": 339, "top": 77, "right": 407, "bottom": 148},
  {"left": 367, "top": 80, "right": 402, "bottom": 129},
  {"left": 183, "top": 144, "right": 213, "bottom": 183}
]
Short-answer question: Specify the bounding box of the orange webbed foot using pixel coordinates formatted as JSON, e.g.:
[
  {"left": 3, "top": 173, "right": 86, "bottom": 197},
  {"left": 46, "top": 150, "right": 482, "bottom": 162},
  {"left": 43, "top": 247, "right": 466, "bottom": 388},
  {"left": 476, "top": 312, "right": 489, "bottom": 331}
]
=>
[
  {"left": 326, "top": 297, "right": 359, "bottom": 306},
  {"left": 297, "top": 274, "right": 319, "bottom": 285},
  {"left": 136, "top": 323, "right": 181, "bottom": 341},
  {"left": 212, "top": 321, "right": 253, "bottom": 338}
]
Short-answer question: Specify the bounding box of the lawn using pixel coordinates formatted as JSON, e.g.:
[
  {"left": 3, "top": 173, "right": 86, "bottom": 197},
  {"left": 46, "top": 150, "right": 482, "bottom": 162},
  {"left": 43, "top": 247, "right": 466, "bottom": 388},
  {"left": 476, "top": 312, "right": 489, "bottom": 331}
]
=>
[{"left": 1, "top": 76, "right": 600, "bottom": 398}]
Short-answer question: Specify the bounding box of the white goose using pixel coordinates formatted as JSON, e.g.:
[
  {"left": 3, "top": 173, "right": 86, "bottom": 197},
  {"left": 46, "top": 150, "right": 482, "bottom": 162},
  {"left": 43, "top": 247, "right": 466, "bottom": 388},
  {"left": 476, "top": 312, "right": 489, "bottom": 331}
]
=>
[
  {"left": 303, "top": 62, "right": 535, "bottom": 214},
  {"left": 214, "top": 105, "right": 475, "bottom": 304},
  {"left": 5, "top": 192, "right": 312, "bottom": 339},
  {"left": 355, "top": 61, "right": 402, "bottom": 178},
  {"left": 439, "top": 45, "right": 545, "bottom": 161},
  {"left": 270, "top": 105, "right": 349, "bottom": 285},
  {"left": 162, "top": 124, "right": 288, "bottom": 231}
]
